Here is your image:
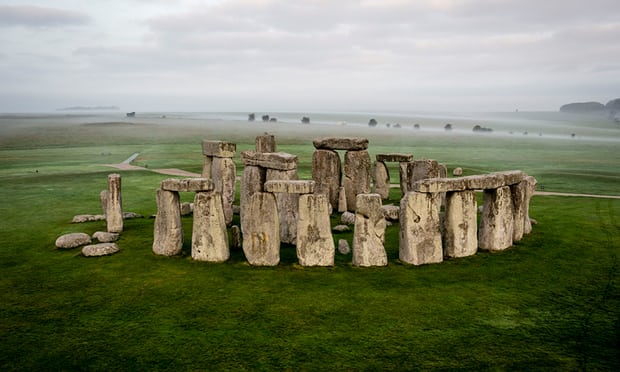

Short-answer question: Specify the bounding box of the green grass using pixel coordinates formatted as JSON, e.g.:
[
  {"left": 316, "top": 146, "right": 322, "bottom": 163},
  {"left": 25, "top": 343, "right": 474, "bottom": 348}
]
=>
[{"left": 0, "top": 114, "right": 619, "bottom": 370}]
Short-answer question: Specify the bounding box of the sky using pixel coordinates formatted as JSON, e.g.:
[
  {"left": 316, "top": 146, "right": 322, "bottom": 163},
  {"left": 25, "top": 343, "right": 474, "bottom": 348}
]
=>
[{"left": 0, "top": 0, "right": 619, "bottom": 113}]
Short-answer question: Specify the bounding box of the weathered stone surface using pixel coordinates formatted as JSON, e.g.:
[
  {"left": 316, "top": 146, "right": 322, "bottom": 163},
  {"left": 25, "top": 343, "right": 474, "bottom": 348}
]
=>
[
  {"left": 241, "top": 150, "right": 297, "bottom": 170},
  {"left": 202, "top": 140, "right": 236, "bottom": 158},
  {"left": 412, "top": 178, "right": 467, "bottom": 193},
  {"left": 453, "top": 167, "right": 463, "bottom": 176},
  {"left": 100, "top": 190, "right": 108, "bottom": 215},
  {"left": 240, "top": 165, "right": 266, "bottom": 234},
  {"left": 479, "top": 186, "right": 514, "bottom": 251},
  {"left": 72, "top": 214, "right": 106, "bottom": 223},
  {"left": 255, "top": 133, "right": 276, "bottom": 153},
  {"left": 443, "top": 190, "right": 477, "bottom": 258},
  {"left": 92, "top": 231, "right": 120, "bottom": 243},
  {"left": 161, "top": 178, "right": 214, "bottom": 192},
  {"left": 264, "top": 180, "right": 315, "bottom": 194},
  {"left": 343, "top": 150, "right": 371, "bottom": 211},
  {"left": 380, "top": 205, "right": 400, "bottom": 221},
  {"left": 231, "top": 225, "right": 242, "bottom": 249},
  {"left": 407, "top": 160, "right": 440, "bottom": 186},
  {"left": 337, "top": 186, "right": 347, "bottom": 213},
  {"left": 152, "top": 188, "right": 183, "bottom": 256},
  {"left": 333, "top": 225, "right": 350, "bottom": 232},
  {"left": 312, "top": 149, "right": 341, "bottom": 209},
  {"left": 439, "top": 163, "right": 448, "bottom": 178},
  {"left": 399, "top": 191, "right": 443, "bottom": 265},
  {"left": 464, "top": 171, "right": 526, "bottom": 190},
  {"left": 338, "top": 239, "right": 350, "bottom": 254},
  {"left": 242, "top": 192, "right": 280, "bottom": 266},
  {"left": 341, "top": 211, "right": 356, "bottom": 225},
  {"left": 297, "top": 194, "right": 335, "bottom": 266},
  {"left": 180, "top": 202, "right": 193, "bottom": 216},
  {"left": 106, "top": 173, "right": 123, "bottom": 233},
  {"left": 523, "top": 176, "right": 537, "bottom": 234},
  {"left": 312, "top": 137, "right": 369, "bottom": 151},
  {"left": 267, "top": 168, "right": 299, "bottom": 244},
  {"left": 373, "top": 161, "right": 390, "bottom": 199},
  {"left": 510, "top": 181, "right": 527, "bottom": 242},
  {"left": 352, "top": 194, "right": 387, "bottom": 267},
  {"left": 55, "top": 233, "right": 92, "bottom": 249},
  {"left": 192, "top": 191, "right": 229, "bottom": 262},
  {"left": 82, "top": 242, "right": 120, "bottom": 257},
  {"left": 501, "top": 170, "right": 527, "bottom": 186},
  {"left": 376, "top": 153, "right": 413, "bottom": 163},
  {"left": 212, "top": 157, "right": 236, "bottom": 226},
  {"left": 399, "top": 162, "right": 411, "bottom": 194},
  {"left": 122, "top": 212, "right": 143, "bottom": 219},
  {"left": 201, "top": 156, "right": 212, "bottom": 178}
]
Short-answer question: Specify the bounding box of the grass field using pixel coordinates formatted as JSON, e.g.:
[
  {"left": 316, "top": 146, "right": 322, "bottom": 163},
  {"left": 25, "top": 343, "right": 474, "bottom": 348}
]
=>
[{"left": 0, "top": 113, "right": 619, "bottom": 370}]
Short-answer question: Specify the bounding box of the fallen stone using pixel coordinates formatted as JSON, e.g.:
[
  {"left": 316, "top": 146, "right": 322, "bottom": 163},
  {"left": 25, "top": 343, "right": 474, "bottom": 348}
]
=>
[
  {"left": 192, "top": 191, "right": 229, "bottom": 262},
  {"left": 453, "top": 167, "right": 463, "bottom": 176},
  {"left": 312, "top": 149, "right": 341, "bottom": 209},
  {"left": 161, "top": 178, "right": 214, "bottom": 192},
  {"left": 352, "top": 194, "right": 387, "bottom": 267},
  {"left": 264, "top": 180, "right": 315, "bottom": 194},
  {"left": 296, "top": 194, "right": 335, "bottom": 266},
  {"left": 202, "top": 140, "right": 236, "bottom": 158},
  {"left": 92, "top": 231, "right": 120, "bottom": 243},
  {"left": 376, "top": 153, "right": 413, "bottom": 163},
  {"left": 242, "top": 192, "right": 280, "bottom": 266},
  {"left": 82, "top": 243, "right": 120, "bottom": 257},
  {"left": 241, "top": 150, "right": 298, "bottom": 170},
  {"left": 55, "top": 233, "right": 92, "bottom": 249},
  {"left": 123, "top": 212, "right": 143, "bottom": 219},
  {"left": 180, "top": 202, "right": 193, "bottom": 216},
  {"left": 341, "top": 211, "right": 356, "bottom": 225},
  {"left": 338, "top": 239, "right": 351, "bottom": 254},
  {"left": 72, "top": 214, "right": 106, "bottom": 223},
  {"left": 399, "top": 191, "right": 443, "bottom": 265},
  {"left": 373, "top": 161, "right": 390, "bottom": 199},
  {"left": 333, "top": 225, "right": 350, "bottom": 232},
  {"left": 379, "top": 205, "right": 400, "bottom": 221},
  {"left": 312, "top": 137, "right": 369, "bottom": 151}
]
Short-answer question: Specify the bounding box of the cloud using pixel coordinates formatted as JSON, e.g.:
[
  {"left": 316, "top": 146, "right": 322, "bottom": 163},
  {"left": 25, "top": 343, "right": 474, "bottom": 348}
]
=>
[{"left": 0, "top": 5, "right": 91, "bottom": 28}]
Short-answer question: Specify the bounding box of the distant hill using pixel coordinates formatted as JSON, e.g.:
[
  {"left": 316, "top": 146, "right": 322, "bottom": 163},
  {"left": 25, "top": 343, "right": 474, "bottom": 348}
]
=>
[
  {"left": 58, "top": 106, "right": 119, "bottom": 111},
  {"left": 559, "top": 101, "right": 606, "bottom": 113}
]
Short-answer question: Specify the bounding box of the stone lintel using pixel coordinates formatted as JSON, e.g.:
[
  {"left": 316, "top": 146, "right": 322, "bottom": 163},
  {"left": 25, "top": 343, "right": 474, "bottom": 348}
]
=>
[
  {"left": 264, "top": 180, "right": 315, "bottom": 194},
  {"left": 412, "top": 171, "right": 527, "bottom": 192},
  {"left": 376, "top": 153, "right": 413, "bottom": 163},
  {"left": 312, "top": 137, "right": 369, "bottom": 151},
  {"left": 161, "top": 178, "right": 214, "bottom": 192},
  {"left": 240, "top": 150, "right": 298, "bottom": 170},
  {"left": 202, "top": 140, "right": 236, "bottom": 158}
]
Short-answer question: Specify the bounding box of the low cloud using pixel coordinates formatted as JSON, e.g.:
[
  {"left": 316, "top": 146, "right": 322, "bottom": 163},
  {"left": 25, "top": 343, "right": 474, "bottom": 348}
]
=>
[{"left": 0, "top": 5, "right": 91, "bottom": 27}]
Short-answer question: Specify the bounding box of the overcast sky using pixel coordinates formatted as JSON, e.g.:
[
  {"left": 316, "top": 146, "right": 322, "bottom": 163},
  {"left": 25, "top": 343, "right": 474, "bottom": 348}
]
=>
[{"left": 1, "top": 0, "right": 619, "bottom": 113}]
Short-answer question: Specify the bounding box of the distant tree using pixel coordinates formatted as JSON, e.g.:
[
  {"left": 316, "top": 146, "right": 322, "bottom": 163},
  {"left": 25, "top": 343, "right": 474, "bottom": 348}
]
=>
[
  {"left": 262, "top": 115, "right": 270, "bottom": 122},
  {"left": 394, "top": 123, "right": 401, "bottom": 128},
  {"left": 301, "top": 116, "right": 310, "bottom": 124},
  {"left": 444, "top": 123, "right": 453, "bottom": 131},
  {"left": 270, "top": 117, "right": 277, "bottom": 122},
  {"left": 414, "top": 123, "right": 420, "bottom": 130},
  {"left": 473, "top": 125, "right": 492, "bottom": 133},
  {"left": 386, "top": 123, "right": 391, "bottom": 128},
  {"left": 368, "top": 118, "right": 378, "bottom": 127},
  {"left": 248, "top": 113, "right": 255, "bottom": 121}
]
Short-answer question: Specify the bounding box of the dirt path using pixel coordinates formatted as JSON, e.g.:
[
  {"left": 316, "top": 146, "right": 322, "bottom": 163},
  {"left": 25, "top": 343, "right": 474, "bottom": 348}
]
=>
[{"left": 534, "top": 191, "right": 620, "bottom": 200}]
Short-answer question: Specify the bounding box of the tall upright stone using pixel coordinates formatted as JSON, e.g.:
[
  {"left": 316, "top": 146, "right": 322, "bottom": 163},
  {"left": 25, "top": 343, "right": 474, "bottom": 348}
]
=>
[
  {"left": 243, "top": 192, "right": 280, "bottom": 266},
  {"left": 374, "top": 161, "right": 390, "bottom": 200},
  {"left": 240, "top": 165, "right": 266, "bottom": 233},
  {"left": 106, "top": 174, "right": 123, "bottom": 233},
  {"left": 312, "top": 149, "right": 341, "bottom": 210},
  {"left": 399, "top": 191, "right": 443, "bottom": 265},
  {"left": 191, "top": 191, "right": 229, "bottom": 262},
  {"left": 212, "top": 157, "right": 236, "bottom": 226},
  {"left": 443, "top": 190, "right": 478, "bottom": 258},
  {"left": 510, "top": 181, "right": 527, "bottom": 242},
  {"left": 352, "top": 194, "right": 387, "bottom": 267},
  {"left": 343, "top": 150, "right": 371, "bottom": 211},
  {"left": 523, "top": 176, "right": 537, "bottom": 234},
  {"left": 100, "top": 190, "right": 109, "bottom": 216},
  {"left": 406, "top": 160, "right": 440, "bottom": 190},
  {"left": 255, "top": 133, "right": 276, "bottom": 152},
  {"left": 153, "top": 188, "right": 183, "bottom": 256},
  {"left": 399, "top": 162, "right": 411, "bottom": 194},
  {"left": 479, "top": 186, "right": 514, "bottom": 251},
  {"left": 266, "top": 168, "right": 299, "bottom": 245},
  {"left": 338, "top": 186, "right": 348, "bottom": 213},
  {"left": 297, "top": 194, "right": 335, "bottom": 266}
]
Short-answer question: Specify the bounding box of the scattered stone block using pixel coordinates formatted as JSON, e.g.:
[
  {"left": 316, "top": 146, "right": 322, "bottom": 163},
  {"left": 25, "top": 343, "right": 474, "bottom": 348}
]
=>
[
  {"left": 55, "top": 233, "right": 92, "bottom": 249},
  {"left": 297, "top": 194, "right": 335, "bottom": 266},
  {"left": 312, "top": 149, "right": 341, "bottom": 209},
  {"left": 161, "top": 178, "right": 214, "bottom": 192},
  {"left": 479, "top": 186, "right": 514, "bottom": 251},
  {"left": 180, "top": 202, "right": 193, "bottom": 216},
  {"left": 338, "top": 239, "right": 351, "bottom": 254},
  {"left": 443, "top": 190, "right": 477, "bottom": 258},
  {"left": 152, "top": 188, "right": 183, "bottom": 256},
  {"left": 380, "top": 205, "right": 400, "bottom": 221},
  {"left": 72, "top": 214, "right": 106, "bottom": 223},
  {"left": 267, "top": 168, "right": 299, "bottom": 245},
  {"left": 264, "top": 180, "right": 315, "bottom": 194},
  {"left": 333, "top": 225, "right": 350, "bottom": 232},
  {"left": 343, "top": 150, "right": 371, "bottom": 211},
  {"left": 453, "top": 167, "right": 463, "bottom": 176},
  {"left": 82, "top": 242, "right": 120, "bottom": 257},
  {"left": 376, "top": 153, "right": 413, "bottom": 163},
  {"left": 255, "top": 133, "right": 276, "bottom": 153},
  {"left": 341, "top": 211, "right": 356, "bottom": 225},
  {"left": 312, "top": 137, "right": 369, "bottom": 151},
  {"left": 106, "top": 173, "right": 123, "bottom": 233},
  {"left": 352, "top": 194, "right": 387, "bottom": 267},
  {"left": 243, "top": 192, "right": 280, "bottom": 266},
  {"left": 202, "top": 140, "right": 236, "bottom": 158},
  {"left": 122, "top": 212, "right": 143, "bottom": 219},
  {"left": 373, "top": 161, "right": 390, "bottom": 199},
  {"left": 92, "top": 231, "right": 120, "bottom": 243},
  {"left": 241, "top": 150, "right": 298, "bottom": 170},
  {"left": 192, "top": 191, "right": 229, "bottom": 262},
  {"left": 399, "top": 191, "right": 443, "bottom": 265}
]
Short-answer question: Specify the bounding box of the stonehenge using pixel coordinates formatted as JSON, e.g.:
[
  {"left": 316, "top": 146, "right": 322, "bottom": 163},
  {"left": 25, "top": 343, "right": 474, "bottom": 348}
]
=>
[
  {"left": 202, "top": 140, "right": 236, "bottom": 226},
  {"left": 373, "top": 153, "right": 413, "bottom": 199},
  {"left": 106, "top": 173, "right": 123, "bottom": 233}
]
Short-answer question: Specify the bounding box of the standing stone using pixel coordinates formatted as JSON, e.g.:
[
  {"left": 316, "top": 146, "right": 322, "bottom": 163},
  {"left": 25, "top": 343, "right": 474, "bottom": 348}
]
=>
[
  {"left": 343, "top": 150, "right": 371, "bottom": 212},
  {"left": 201, "top": 156, "right": 213, "bottom": 178},
  {"left": 407, "top": 160, "right": 440, "bottom": 190},
  {"left": 106, "top": 174, "right": 123, "bottom": 233},
  {"left": 443, "top": 190, "right": 478, "bottom": 258},
  {"left": 243, "top": 192, "right": 280, "bottom": 266},
  {"left": 297, "top": 194, "right": 335, "bottom": 266},
  {"left": 399, "top": 162, "right": 411, "bottom": 194},
  {"left": 438, "top": 163, "right": 448, "bottom": 178},
  {"left": 312, "top": 149, "right": 341, "bottom": 210},
  {"left": 338, "top": 186, "right": 347, "bottom": 213},
  {"left": 399, "top": 191, "right": 443, "bottom": 265},
  {"left": 523, "top": 176, "right": 537, "bottom": 234},
  {"left": 479, "top": 186, "right": 514, "bottom": 251},
  {"left": 510, "top": 181, "right": 527, "bottom": 242},
  {"left": 374, "top": 161, "right": 390, "bottom": 200},
  {"left": 255, "top": 133, "right": 276, "bottom": 152},
  {"left": 352, "top": 194, "right": 387, "bottom": 267},
  {"left": 153, "top": 188, "right": 183, "bottom": 256},
  {"left": 231, "top": 225, "right": 242, "bottom": 249},
  {"left": 192, "top": 191, "right": 229, "bottom": 262},
  {"left": 266, "top": 168, "right": 299, "bottom": 245},
  {"left": 100, "top": 190, "right": 109, "bottom": 215},
  {"left": 240, "top": 165, "right": 265, "bottom": 233},
  {"left": 212, "top": 157, "right": 236, "bottom": 226}
]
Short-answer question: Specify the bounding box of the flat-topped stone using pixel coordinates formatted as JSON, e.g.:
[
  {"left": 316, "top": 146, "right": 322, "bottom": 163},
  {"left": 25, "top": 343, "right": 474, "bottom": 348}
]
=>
[
  {"left": 161, "top": 178, "right": 214, "bottom": 192},
  {"left": 56, "top": 233, "right": 92, "bottom": 249},
  {"left": 264, "top": 180, "right": 315, "bottom": 194},
  {"left": 312, "top": 137, "right": 369, "bottom": 151},
  {"left": 411, "top": 171, "right": 528, "bottom": 193},
  {"left": 241, "top": 150, "right": 298, "bottom": 170},
  {"left": 202, "top": 140, "right": 236, "bottom": 157},
  {"left": 376, "top": 153, "right": 413, "bottom": 163},
  {"left": 82, "top": 243, "right": 120, "bottom": 257}
]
